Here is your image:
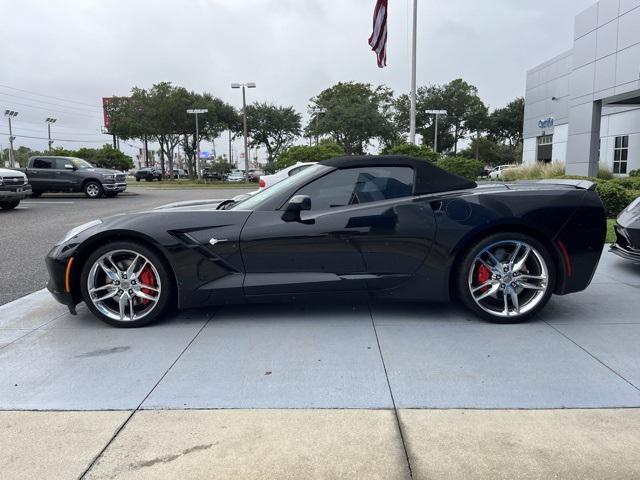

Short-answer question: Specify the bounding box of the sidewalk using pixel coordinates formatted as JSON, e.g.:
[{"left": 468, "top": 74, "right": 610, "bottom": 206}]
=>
[{"left": 1, "top": 250, "right": 639, "bottom": 478}]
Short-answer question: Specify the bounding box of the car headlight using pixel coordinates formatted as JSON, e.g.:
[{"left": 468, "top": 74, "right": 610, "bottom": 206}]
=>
[
  {"left": 57, "top": 219, "right": 103, "bottom": 245},
  {"left": 626, "top": 197, "right": 640, "bottom": 213}
]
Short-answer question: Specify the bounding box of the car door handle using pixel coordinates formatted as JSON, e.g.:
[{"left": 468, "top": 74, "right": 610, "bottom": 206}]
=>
[{"left": 209, "top": 238, "right": 229, "bottom": 246}]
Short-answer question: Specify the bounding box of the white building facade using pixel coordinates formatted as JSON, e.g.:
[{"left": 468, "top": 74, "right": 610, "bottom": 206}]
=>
[{"left": 523, "top": 0, "right": 640, "bottom": 176}]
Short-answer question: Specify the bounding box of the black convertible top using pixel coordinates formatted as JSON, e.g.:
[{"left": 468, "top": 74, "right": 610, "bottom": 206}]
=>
[{"left": 320, "top": 155, "right": 477, "bottom": 195}]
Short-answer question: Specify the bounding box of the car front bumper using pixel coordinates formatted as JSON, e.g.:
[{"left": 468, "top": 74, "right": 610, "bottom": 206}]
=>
[
  {"left": 610, "top": 222, "right": 640, "bottom": 262},
  {"left": 45, "top": 246, "right": 79, "bottom": 313},
  {"left": 103, "top": 182, "right": 127, "bottom": 192},
  {"left": 0, "top": 184, "right": 32, "bottom": 200}
]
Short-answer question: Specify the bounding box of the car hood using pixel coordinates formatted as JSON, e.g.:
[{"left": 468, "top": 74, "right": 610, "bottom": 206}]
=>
[
  {"left": 82, "top": 167, "right": 123, "bottom": 175},
  {"left": 0, "top": 168, "right": 25, "bottom": 177}
]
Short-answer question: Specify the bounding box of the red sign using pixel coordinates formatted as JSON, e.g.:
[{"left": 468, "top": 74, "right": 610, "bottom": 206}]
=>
[{"left": 102, "top": 97, "right": 128, "bottom": 133}]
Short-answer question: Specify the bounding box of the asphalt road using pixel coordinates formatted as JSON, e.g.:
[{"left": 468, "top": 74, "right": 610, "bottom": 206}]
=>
[{"left": 0, "top": 186, "right": 253, "bottom": 306}]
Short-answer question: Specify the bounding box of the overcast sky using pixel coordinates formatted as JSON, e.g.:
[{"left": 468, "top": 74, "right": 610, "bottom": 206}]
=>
[{"left": 1, "top": 0, "right": 595, "bottom": 160}]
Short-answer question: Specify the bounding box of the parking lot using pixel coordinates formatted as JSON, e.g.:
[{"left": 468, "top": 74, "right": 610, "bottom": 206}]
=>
[
  {"left": 0, "top": 187, "right": 252, "bottom": 306},
  {"left": 1, "top": 244, "right": 639, "bottom": 478}
]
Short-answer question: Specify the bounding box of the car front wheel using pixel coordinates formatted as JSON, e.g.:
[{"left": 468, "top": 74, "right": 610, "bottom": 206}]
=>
[
  {"left": 84, "top": 181, "right": 103, "bottom": 199},
  {"left": 80, "top": 241, "right": 172, "bottom": 327},
  {"left": 456, "top": 233, "right": 555, "bottom": 323}
]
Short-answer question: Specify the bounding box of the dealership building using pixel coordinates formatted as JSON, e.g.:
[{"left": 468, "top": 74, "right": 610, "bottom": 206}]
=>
[{"left": 523, "top": 0, "right": 640, "bottom": 176}]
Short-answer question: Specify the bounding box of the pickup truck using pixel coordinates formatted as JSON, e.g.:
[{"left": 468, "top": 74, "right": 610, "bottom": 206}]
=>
[
  {"left": 0, "top": 168, "right": 31, "bottom": 210},
  {"left": 19, "top": 156, "right": 127, "bottom": 198}
]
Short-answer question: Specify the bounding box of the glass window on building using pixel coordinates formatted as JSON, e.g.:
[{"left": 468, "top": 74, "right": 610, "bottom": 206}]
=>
[
  {"left": 613, "top": 136, "right": 629, "bottom": 174},
  {"left": 537, "top": 135, "right": 553, "bottom": 163}
]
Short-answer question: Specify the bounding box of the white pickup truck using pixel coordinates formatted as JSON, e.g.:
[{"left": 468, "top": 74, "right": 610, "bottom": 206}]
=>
[{"left": 0, "top": 167, "right": 31, "bottom": 210}]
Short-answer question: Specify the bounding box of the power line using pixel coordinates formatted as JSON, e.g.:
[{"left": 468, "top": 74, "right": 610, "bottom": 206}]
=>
[
  {"left": 0, "top": 99, "right": 102, "bottom": 119},
  {"left": 0, "top": 131, "right": 110, "bottom": 144},
  {"left": 0, "top": 123, "right": 104, "bottom": 136},
  {"left": 0, "top": 119, "right": 104, "bottom": 134},
  {"left": 0, "top": 83, "right": 102, "bottom": 109},
  {"left": 0, "top": 91, "right": 101, "bottom": 114}
]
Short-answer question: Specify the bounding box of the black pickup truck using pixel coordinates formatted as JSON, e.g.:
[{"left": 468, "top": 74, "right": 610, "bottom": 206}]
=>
[{"left": 19, "top": 156, "right": 127, "bottom": 198}]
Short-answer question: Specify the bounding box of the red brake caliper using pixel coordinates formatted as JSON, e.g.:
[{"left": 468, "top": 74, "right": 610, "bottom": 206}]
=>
[
  {"left": 476, "top": 262, "right": 492, "bottom": 294},
  {"left": 138, "top": 266, "right": 156, "bottom": 305}
]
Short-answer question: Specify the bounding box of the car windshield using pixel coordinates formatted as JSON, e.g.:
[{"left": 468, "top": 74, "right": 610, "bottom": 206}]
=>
[
  {"left": 229, "top": 164, "right": 328, "bottom": 211},
  {"left": 70, "top": 158, "right": 94, "bottom": 169}
]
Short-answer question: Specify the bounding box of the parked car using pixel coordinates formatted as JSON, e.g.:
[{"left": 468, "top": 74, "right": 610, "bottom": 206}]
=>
[
  {"left": 259, "top": 162, "right": 315, "bottom": 189},
  {"left": 610, "top": 196, "right": 640, "bottom": 262},
  {"left": 202, "top": 168, "right": 223, "bottom": 180},
  {"left": 488, "top": 165, "right": 518, "bottom": 180},
  {"left": 46, "top": 155, "right": 606, "bottom": 327},
  {"left": 248, "top": 169, "right": 264, "bottom": 183},
  {"left": 226, "top": 170, "right": 245, "bottom": 183},
  {"left": 19, "top": 156, "right": 126, "bottom": 198},
  {"left": 171, "top": 168, "right": 188, "bottom": 179},
  {"left": 135, "top": 167, "right": 162, "bottom": 182},
  {"left": 0, "top": 168, "right": 31, "bottom": 210}
]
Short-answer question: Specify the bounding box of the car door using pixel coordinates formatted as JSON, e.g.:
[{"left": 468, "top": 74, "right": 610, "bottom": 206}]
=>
[
  {"left": 29, "top": 157, "right": 59, "bottom": 190},
  {"left": 54, "top": 158, "right": 77, "bottom": 190}
]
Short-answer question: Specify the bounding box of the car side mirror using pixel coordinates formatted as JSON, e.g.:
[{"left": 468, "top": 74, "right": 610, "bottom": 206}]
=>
[
  {"left": 64, "top": 164, "right": 75, "bottom": 170},
  {"left": 282, "top": 195, "right": 311, "bottom": 222}
]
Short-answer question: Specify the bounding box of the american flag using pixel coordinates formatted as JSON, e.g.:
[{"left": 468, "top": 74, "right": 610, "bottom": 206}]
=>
[{"left": 368, "top": 0, "right": 388, "bottom": 68}]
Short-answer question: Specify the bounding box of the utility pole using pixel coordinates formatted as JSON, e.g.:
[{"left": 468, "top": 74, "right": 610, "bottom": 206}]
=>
[
  {"left": 144, "top": 135, "right": 149, "bottom": 167},
  {"left": 46, "top": 118, "right": 57, "bottom": 152},
  {"left": 409, "top": 0, "right": 418, "bottom": 145},
  {"left": 4, "top": 110, "right": 18, "bottom": 168},
  {"left": 228, "top": 130, "right": 233, "bottom": 165},
  {"left": 231, "top": 82, "right": 256, "bottom": 181},
  {"left": 425, "top": 110, "right": 447, "bottom": 153},
  {"left": 187, "top": 108, "right": 208, "bottom": 179}
]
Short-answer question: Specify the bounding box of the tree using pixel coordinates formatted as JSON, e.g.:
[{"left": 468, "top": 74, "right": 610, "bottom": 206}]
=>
[
  {"left": 273, "top": 143, "right": 344, "bottom": 171},
  {"left": 241, "top": 103, "right": 302, "bottom": 164},
  {"left": 396, "top": 79, "right": 487, "bottom": 154},
  {"left": 488, "top": 97, "right": 525, "bottom": 146},
  {"left": 306, "top": 82, "right": 397, "bottom": 154},
  {"left": 383, "top": 143, "right": 440, "bottom": 162},
  {"left": 76, "top": 145, "right": 134, "bottom": 170}
]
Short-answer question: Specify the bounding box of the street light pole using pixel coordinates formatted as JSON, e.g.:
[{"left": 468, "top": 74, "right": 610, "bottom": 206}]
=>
[
  {"left": 4, "top": 110, "right": 18, "bottom": 168},
  {"left": 409, "top": 0, "right": 418, "bottom": 145},
  {"left": 187, "top": 108, "right": 208, "bottom": 179},
  {"left": 232, "top": 82, "right": 256, "bottom": 181},
  {"left": 425, "top": 110, "right": 447, "bottom": 153},
  {"left": 46, "top": 118, "right": 57, "bottom": 152}
]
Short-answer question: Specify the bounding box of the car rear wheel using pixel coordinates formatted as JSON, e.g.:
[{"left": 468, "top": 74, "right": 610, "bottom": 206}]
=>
[
  {"left": 80, "top": 241, "right": 172, "bottom": 327},
  {"left": 0, "top": 200, "right": 20, "bottom": 210},
  {"left": 456, "top": 233, "right": 555, "bottom": 323},
  {"left": 84, "top": 181, "right": 103, "bottom": 199}
]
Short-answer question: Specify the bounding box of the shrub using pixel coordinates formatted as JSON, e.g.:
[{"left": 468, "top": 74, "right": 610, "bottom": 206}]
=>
[
  {"left": 384, "top": 143, "right": 440, "bottom": 162},
  {"left": 501, "top": 162, "right": 565, "bottom": 181},
  {"left": 596, "top": 181, "right": 634, "bottom": 217},
  {"left": 613, "top": 177, "right": 640, "bottom": 191},
  {"left": 436, "top": 157, "right": 484, "bottom": 181},
  {"left": 597, "top": 166, "right": 614, "bottom": 180},
  {"left": 629, "top": 169, "right": 640, "bottom": 177},
  {"left": 273, "top": 143, "right": 345, "bottom": 171}
]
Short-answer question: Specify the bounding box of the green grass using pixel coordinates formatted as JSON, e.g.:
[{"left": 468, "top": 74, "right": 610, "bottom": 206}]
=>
[{"left": 606, "top": 218, "right": 617, "bottom": 244}]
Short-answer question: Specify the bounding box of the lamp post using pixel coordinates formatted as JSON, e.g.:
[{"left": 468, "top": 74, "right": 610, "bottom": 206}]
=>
[
  {"left": 187, "top": 108, "right": 208, "bottom": 178},
  {"left": 231, "top": 82, "right": 256, "bottom": 181},
  {"left": 4, "top": 110, "right": 18, "bottom": 168},
  {"left": 425, "top": 110, "right": 447, "bottom": 153},
  {"left": 45, "top": 118, "right": 57, "bottom": 152}
]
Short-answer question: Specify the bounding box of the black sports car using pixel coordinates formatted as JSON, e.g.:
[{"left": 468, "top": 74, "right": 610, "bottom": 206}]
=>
[
  {"left": 610, "top": 196, "right": 640, "bottom": 262},
  {"left": 46, "top": 156, "right": 607, "bottom": 327}
]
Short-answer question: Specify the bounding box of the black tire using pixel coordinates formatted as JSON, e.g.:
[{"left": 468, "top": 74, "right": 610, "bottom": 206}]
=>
[
  {"left": 84, "top": 181, "right": 103, "bottom": 199},
  {"left": 0, "top": 200, "right": 20, "bottom": 210},
  {"left": 31, "top": 191, "right": 43, "bottom": 198},
  {"left": 145, "top": 177, "right": 151, "bottom": 182},
  {"left": 80, "top": 241, "right": 173, "bottom": 328},
  {"left": 157, "top": 176, "right": 162, "bottom": 182},
  {"left": 455, "top": 232, "right": 555, "bottom": 324},
  {"left": 136, "top": 178, "right": 140, "bottom": 182}
]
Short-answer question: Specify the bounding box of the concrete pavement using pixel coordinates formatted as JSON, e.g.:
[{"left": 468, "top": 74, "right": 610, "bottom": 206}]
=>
[{"left": 0, "top": 249, "right": 639, "bottom": 478}]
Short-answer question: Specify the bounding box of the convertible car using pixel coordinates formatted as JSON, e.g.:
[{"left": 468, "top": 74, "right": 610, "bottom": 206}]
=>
[
  {"left": 46, "top": 156, "right": 607, "bottom": 327},
  {"left": 610, "top": 196, "right": 640, "bottom": 262}
]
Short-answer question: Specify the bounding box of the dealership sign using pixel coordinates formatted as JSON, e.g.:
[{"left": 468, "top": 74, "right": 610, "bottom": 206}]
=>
[{"left": 538, "top": 117, "right": 554, "bottom": 129}]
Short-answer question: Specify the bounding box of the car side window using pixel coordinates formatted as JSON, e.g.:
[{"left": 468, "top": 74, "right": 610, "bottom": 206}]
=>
[
  {"left": 295, "top": 166, "right": 414, "bottom": 211},
  {"left": 55, "top": 158, "right": 72, "bottom": 169},
  {"left": 33, "top": 158, "right": 54, "bottom": 169}
]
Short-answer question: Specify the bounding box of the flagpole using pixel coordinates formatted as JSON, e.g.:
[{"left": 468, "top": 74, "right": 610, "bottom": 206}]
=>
[{"left": 409, "top": 0, "right": 418, "bottom": 144}]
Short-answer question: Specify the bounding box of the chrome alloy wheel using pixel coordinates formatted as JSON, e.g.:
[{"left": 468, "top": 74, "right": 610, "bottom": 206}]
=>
[
  {"left": 86, "top": 250, "right": 161, "bottom": 322},
  {"left": 86, "top": 183, "right": 101, "bottom": 197},
  {"left": 468, "top": 240, "right": 549, "bottom": 318}
]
